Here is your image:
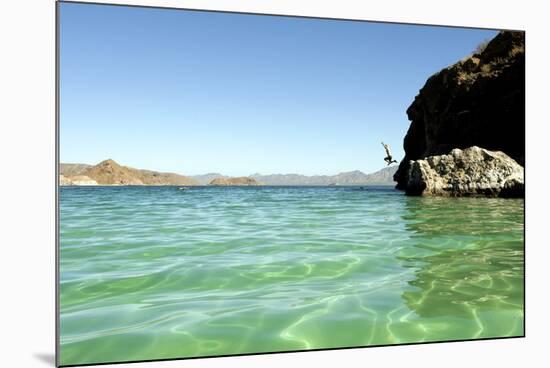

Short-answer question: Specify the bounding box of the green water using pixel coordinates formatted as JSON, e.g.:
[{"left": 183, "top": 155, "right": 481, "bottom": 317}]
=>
[{"left": 59, "top": 186, "right": 524, "bottom": 366}]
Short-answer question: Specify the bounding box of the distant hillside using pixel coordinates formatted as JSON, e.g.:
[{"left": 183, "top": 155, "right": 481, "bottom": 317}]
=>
[
  {"left": 60, "top": 163, "right": 91, "bottom": 176},
  {"left": 60, "top": 159, "right": 198, "bottom": 186},
  {"left": 209, "top": 177, "right": 260, "bottom": 186},
  {"left": 190, "top": 173, "right": 227, "bottom": 185},
  {"left": 361, "top": 166, "right": 398, "bottom": 184},
  {"left": 250, "top": 166, "right": 397, "bottom": 186},
  {"left": 60, "top": 161, "right": 397, "bottom": 186}
]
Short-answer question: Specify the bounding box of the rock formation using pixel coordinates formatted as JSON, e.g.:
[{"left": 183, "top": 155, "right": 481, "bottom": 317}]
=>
[
  {"left": 405, "top": 146, "right": 524, "bottom": 197},
  {"left": 209, "top": 177, "right": 260, "bottom": 186},
  {"left": 394, "top": 31, "right": 525, "bottom": 195}
]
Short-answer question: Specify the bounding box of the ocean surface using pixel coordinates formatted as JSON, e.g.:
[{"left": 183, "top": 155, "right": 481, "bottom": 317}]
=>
[{"left": 59, "top": 186, "right": 524, "bottom": 365}]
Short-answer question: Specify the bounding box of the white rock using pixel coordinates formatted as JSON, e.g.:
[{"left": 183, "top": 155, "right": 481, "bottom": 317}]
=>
[{"left": 405, "top": 146, "right": 524, "bottom": 197}]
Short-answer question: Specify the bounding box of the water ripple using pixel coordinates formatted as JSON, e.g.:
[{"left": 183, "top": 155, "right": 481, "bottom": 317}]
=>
[{"left": 60, "top": 186, "right": 524, "bottom": 365}]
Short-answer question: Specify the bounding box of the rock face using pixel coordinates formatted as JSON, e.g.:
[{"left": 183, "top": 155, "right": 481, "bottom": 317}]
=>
[
  {"left": 60, "top": 159, "right": 198, "bottom": 186},
  {"left": 209, "top": 177, "right": 260, "bottom": 186},
  {"left": 394, "top": 31, "right": 525, "bottom": 193},
  {"left": 405, "top": 146, "right": 524, "bottom": 197}
]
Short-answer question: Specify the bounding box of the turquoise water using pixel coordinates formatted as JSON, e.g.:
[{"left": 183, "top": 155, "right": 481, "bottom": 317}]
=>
[{"left": 59, "top": 186, "right": 524, "bottom": 366}]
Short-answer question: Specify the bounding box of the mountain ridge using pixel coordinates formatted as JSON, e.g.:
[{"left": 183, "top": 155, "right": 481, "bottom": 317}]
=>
[
  {"left": 250, "top": 166, "right": 397, "bottom": 186},
  {"left": 60, "top": 160, "right": 398, "bottom": 186}
]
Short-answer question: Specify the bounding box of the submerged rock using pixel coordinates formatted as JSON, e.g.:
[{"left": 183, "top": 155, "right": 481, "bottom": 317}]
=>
[{"left": 405, "top": 146, "right": 523, "bottom": 197}]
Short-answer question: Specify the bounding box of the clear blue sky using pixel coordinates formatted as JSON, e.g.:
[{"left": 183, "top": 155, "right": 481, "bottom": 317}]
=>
[{"left": 59, "top": 2, "right": 497, "bottom": 176}]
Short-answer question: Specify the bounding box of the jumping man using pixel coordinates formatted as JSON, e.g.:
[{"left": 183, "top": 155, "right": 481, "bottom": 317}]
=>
[{"left": 382, "top": 142, "right": 398, "bottom": 166}]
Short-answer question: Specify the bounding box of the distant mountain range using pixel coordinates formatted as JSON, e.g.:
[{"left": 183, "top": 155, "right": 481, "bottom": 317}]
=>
[
  {"left": 192, "top": 167, "right": 398, "bottom": 185},
  {"left": 189, "top": 173, "right": 229, "bottom": 185},
  {"left": 209, "top": 177, "right": 260, "bottom": 186},
  {"left": 249, "top": 167, "right": 397, "bottom": 186},
  {"left": 60, "top": 159, "right": 398, "bottom": 186}
]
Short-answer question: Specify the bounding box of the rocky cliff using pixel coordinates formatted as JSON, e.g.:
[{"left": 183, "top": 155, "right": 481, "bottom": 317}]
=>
[{"left": 394, "top": 31, "right": 525, "bottom": 191}]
